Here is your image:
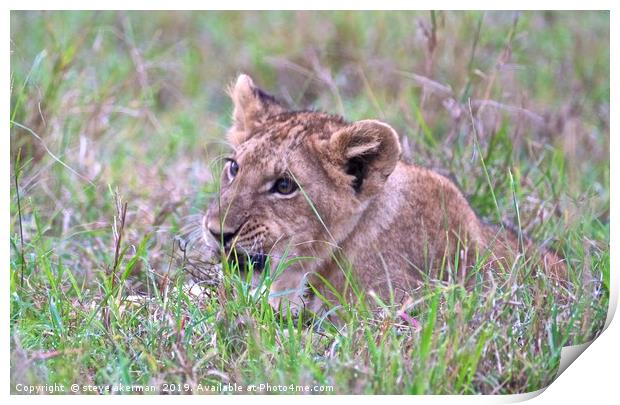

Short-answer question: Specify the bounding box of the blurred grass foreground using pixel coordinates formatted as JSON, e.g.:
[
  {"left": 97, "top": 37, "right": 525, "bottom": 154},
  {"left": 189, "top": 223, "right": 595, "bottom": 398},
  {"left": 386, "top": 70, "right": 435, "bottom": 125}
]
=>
[{"left": 10, "top": 11, "right": 609, "bottom": 394}]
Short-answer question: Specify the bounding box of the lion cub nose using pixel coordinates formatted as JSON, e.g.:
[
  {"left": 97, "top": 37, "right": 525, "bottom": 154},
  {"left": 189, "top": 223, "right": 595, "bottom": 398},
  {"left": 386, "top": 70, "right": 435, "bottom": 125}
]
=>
[{"left": 208, "top": 227, "right": 236, "bottom": 246}]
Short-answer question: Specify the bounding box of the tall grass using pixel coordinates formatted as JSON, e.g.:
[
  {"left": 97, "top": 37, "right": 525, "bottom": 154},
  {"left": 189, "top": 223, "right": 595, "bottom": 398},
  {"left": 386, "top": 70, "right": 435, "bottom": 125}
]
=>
[{"left": 10, "top": 11, "right": 609, "bottom": 394}]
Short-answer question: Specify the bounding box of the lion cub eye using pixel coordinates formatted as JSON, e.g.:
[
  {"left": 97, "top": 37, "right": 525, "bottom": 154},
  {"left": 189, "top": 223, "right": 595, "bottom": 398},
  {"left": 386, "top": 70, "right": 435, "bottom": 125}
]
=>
[
  {"left": 227, "top": 159, "right": 239, "bottom": 179},
  {"left": 271, "top": 177, "right": 298, "bottom": 195}
]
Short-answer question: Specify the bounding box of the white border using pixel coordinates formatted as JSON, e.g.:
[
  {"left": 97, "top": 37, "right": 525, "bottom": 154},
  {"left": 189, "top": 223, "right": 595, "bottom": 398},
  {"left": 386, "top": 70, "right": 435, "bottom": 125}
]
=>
[{"left": 2, "top": 0, "right": 617, "bottom": 11}]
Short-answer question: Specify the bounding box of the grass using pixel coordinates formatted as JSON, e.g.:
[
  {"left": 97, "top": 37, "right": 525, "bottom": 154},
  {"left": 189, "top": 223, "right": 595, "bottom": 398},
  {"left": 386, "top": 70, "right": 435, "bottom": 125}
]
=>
[{"left": 9, "top": 11, "right": 609, "bottom": 394}]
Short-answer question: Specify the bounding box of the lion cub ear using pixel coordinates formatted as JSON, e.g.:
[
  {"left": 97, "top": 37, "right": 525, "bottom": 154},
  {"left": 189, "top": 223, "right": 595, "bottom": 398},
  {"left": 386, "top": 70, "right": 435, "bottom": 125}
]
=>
[
  {"left": 227, "top": 74, "right": 285, "bottom": 146},
  {"left": 330, "top": 119, "right": 401, "bottom": 195}
]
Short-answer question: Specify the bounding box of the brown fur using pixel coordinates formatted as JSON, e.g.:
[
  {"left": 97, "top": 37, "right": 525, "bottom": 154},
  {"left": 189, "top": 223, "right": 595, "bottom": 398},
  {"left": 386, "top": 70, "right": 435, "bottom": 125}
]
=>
[{"left": 204, "top": 74, "right": 567, "bottom": 313}]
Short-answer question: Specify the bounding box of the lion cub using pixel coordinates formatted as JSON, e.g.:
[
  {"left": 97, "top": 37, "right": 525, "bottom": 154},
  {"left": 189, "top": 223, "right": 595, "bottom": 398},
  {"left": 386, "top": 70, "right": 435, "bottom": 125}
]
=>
[{"left": 204, "top": 74, "right": 566, "bottom": 313}]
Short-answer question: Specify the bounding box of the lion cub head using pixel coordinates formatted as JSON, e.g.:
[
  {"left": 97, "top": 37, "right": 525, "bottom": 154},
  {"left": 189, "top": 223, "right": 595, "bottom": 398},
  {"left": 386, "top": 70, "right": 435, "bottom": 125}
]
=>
[{"left": 204, "top": 74, "right": 401, "bottom": 311}]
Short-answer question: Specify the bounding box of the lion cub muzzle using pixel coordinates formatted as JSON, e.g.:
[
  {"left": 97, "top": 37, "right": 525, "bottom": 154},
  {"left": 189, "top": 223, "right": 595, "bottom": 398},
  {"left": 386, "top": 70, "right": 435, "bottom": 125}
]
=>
[{"left": 204, "top": 216, "right": 268, "bottom": 273}]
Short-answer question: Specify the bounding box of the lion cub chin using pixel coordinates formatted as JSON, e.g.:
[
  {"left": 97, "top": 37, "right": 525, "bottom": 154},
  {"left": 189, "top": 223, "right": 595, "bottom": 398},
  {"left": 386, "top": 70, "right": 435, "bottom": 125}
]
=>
[{"left": 203, "top": 74, "right": 567, "bottom": 316}]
